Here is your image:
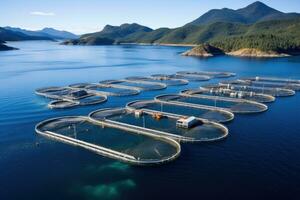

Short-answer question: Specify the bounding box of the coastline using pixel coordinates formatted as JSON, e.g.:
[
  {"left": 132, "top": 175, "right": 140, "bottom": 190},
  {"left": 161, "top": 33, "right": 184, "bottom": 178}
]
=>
[{"left": 119, "top": 42, "right": 197, "bottom": 47}]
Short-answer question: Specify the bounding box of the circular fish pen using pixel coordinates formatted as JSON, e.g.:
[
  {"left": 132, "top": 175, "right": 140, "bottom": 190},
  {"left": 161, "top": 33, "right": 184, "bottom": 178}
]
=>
[
  {"left": 36, "top": 86, "right": 108, "bottom": 109},
  {"left": 156, "top": 94, "right": 268, "bottom": 114},
  {"left": 126, "top": 100, "right": 234, "bottom": 123},
  {"left": 177, "top": 71, "right": 236, "bottom": 78},
  {"left": 125, "top": 76, "right": 189, "bottom": 86},
  {"left": 68, "top": 83, "right": 94, "bottom": 89},
  {"left": 87, "top": 84, "right": 140, "bottom": 96},
  {"left": 224, "top": 79, "right": 300, "bottom": 91},
  {"left": 89, "top": 108, "right": 229, "bottom": 143},
  {"left": 218, "top": 83, "right": 295, "bottom": 97},
  {"left": 48, "top": 94, "right": 107, "bottom": 109},
  {"left": 35, "top": 116, "right": 181, "bottom": 166},
  {"left": 69, "top": 83, "right": 140, "bottom": 96},
  {"left": 100, "top": 79, "right": 167, "bottom": 91},
  {"left": 184, "top": 86, "right": 275, "bottom": 103},
  {"left": 48, "top": 99, "right": 80, "bottom": 109},
  {"left": 241, "top": 76, "right": 300, "bottom": 84},
  {"left": 168, "top": 74, "right": 211, "bottom": 81},
  {"left": 35, "top": 86, "right": 73, "bottom": 99}
]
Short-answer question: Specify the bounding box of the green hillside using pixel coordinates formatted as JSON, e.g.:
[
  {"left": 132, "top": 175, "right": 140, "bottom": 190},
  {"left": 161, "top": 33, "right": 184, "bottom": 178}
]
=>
[
  {"left": 63, "top": 23, "right": 153, "bottom": 45},
  {"left": 62, "top": 1, "right": 300, "bottom": 55},
  {"left": 188, "top": 1, "right": 300, "bottom": 25}
]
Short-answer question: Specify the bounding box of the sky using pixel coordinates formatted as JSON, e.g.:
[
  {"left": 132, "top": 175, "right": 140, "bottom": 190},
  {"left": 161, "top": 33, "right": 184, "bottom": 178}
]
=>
[{"left": 1, "top": 0, "right": 300, "bottom": 34}]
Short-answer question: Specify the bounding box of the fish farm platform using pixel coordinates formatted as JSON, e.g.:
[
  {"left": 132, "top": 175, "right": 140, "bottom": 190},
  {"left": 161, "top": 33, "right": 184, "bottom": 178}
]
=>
[
  {"left": 126, "top": 99, "right": 234, "bottom": 123},
  {"left": 36, "top": 116, "right": 181, "bottom": 165},
  {"left": 89, "top": 108, "right": 228, "bottom": 142},
  {"left": 155, "top": 94, "right": 268, "bottom": 114}
]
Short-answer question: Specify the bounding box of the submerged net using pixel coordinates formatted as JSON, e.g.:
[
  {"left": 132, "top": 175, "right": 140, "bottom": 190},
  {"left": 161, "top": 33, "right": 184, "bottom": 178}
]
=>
[
  {"left": 91, "top": 108, "right": 228, "bottom": 142},
  {"left": 223, "top": 79, "right": 300, "bottom": 91},
  {"left": 241, "top": 76, "right": 300, "bottom": 84},
  {"left": 169, "top": 74, "right": 211, "bottom": 81},
  {"left": 177, "top": 71, "right": 236, "bottom": 78},
  {"left": 126, "top": 76, "right": 188, "bottom": 86},
  {"left": 156, "top": 94, "right": 267, "bottom": 114},
  {"left": 36, "top": 87, "right": 73, "bottom": 99},
  {"left": 87, "top": 84, "right": 140, "bottom": 96},
  {"left": 48, "top": 100, "right": 80, "bottom": 109},
  {"left": 106, "top": 80, "right": 167, "bottom": 91},
  {"left": 219, "top": 82, "right": 296, "bottom": 97},
  {"left": 183, "top": 88, "right": 275, "bottom": 103},
  {"left": 37, "top": 117, "right": 180, "bottom": 163},
  {"left": 127, "top": 100, "right": 233, "bottom": 123}
]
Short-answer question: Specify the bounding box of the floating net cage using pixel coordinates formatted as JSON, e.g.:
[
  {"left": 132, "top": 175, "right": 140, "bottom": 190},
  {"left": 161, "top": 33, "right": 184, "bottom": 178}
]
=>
[
  {"left": 36, "top": 116, "right": 180, "bottom": 165},
  {"left": 125, "top": 76, "right": 189, "bottom": 86},
  {"left": 88, "top": 84, "right": 140, "bottom": 96},
  {"left": 218, "top": 83, "right": 295, "bottom": 97},
  {"left": 48, "top": 95, "right": 107, "bottom": 109},
  {"left": 241, "top": 76, "right": 300, "bottom": 84},
  {"left": 36, "top": 86, "right": 107, "bottom": 109},
  {"left": 68, "top": 83, "right": 94, "bottom": 89},
  {"left": 48, "top": 100, "right": 80, "bottom": 109},
  {"left": 35, "top": 87, "right": 74, "bottom": 99},
  {"left": 126, "top": 100, "right": 234, "bottom": 123},
  {"left": 100, "top": 79, "right": 167, "bottom": 91},
  {"left": 155, "top": 94, "right": 268, "bottom": 114},
  {"left": 168, "top": 74, "right": 211, "bottom": 81},
  {"left": 176, "top": 71, "right": 236, "bottom": 78},
  {"left": 89, "top": 108, "right": 228, "bottom": 142},
  {"left": 183, "top": 87, "right": 275, "bottom": 103},
  {"left": 69, "top": 83, "right": 140, "bottom": 96},
  {"left": 223, "top": 79, "right": 300, "bottom": 91}
]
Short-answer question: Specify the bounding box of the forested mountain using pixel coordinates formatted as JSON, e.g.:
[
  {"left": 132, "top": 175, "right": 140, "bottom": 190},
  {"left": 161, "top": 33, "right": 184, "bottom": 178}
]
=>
[
  {"left": 62, "top": 1, "right": 300, "bottom": 56},
  {"left": 188, "top": 1, "right": 300, "bottom": 25}
]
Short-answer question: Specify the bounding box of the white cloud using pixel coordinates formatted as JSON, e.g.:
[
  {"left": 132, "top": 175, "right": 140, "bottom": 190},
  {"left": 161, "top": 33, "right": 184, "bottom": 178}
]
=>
[{"left": 30, "top": 11, "right": 55, "bottom": 16}]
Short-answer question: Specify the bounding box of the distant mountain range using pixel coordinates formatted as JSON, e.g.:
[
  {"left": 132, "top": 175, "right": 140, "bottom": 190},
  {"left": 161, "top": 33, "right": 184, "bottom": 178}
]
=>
[
  {"left": 63, "top": 1, "right": 300, "bottom": 57},
  {"left": 0, "top": 26, "right": 78, "bottom": 50},
  {"left": 0, "top": 27, "right": 52, "bottom": 41},
  {"left": 4, "top": 27, "right": 78, "bottom": 40}
]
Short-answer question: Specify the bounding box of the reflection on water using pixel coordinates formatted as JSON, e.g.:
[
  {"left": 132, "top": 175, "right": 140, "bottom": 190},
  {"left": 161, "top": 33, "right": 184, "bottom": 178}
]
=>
[{"left": 1, "top": 41, "right": 300, "bottom": 200}]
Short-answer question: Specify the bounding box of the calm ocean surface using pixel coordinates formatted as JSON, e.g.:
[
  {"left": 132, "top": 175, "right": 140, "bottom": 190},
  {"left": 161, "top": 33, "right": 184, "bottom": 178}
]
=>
[{"left": 0, "top": 41, "right": 300, "bottom": 200}]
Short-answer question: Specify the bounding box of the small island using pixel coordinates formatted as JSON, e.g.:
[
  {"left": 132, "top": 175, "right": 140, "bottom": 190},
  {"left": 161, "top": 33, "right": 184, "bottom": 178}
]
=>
[
  {"left": 182, "top": 44, "right": 224, "bottom": 57},
  {"left": 0, "top": 41, "right": 17, "bottom": 51}
]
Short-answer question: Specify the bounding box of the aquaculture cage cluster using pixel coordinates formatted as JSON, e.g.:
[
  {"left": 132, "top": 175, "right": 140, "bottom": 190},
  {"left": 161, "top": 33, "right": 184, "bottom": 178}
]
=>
[
  {"left": 221, "top": 78, "right": 300, "bottom": 92},
  {"left": 35, "top": 72, "right": 300, "bottom": 166},
  {"left": 214, "top": 83, "right": 295, "bottom": 97},
  {"left": 35, "top": 71, "right": 235, "bottom": 109},
  {"left": 35, "top": 87, "right": 107, "bottom": 109},
  {"left": 182, "top": 87, "right": 275, "bottom": 103}
]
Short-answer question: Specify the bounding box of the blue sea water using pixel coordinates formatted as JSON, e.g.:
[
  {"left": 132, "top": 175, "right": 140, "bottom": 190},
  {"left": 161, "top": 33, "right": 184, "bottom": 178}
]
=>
[{"left": 0, "top": 41, "right": 300, "bottom": 200}]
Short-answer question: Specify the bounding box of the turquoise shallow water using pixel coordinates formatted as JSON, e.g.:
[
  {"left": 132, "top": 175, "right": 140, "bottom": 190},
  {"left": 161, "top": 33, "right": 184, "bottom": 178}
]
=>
[{"left": 1, "top": 41, "right": 300, "bottom": 200}]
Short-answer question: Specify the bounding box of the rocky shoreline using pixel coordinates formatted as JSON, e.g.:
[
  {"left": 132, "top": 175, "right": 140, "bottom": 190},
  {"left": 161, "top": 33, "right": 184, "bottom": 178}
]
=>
[
  {"left": 182, "top": 45, "right": 293, "bottom": 58},
  {"left": 0, "top": 43, "right": 18, "bottom": 51}
]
